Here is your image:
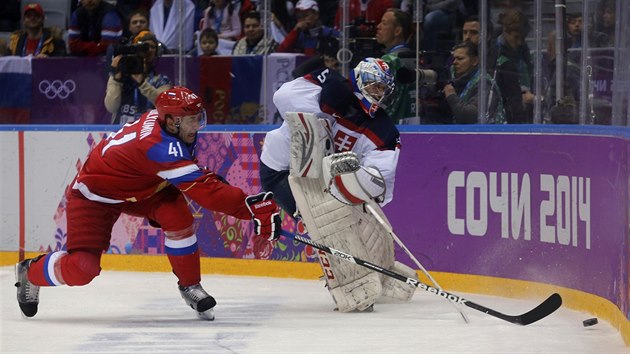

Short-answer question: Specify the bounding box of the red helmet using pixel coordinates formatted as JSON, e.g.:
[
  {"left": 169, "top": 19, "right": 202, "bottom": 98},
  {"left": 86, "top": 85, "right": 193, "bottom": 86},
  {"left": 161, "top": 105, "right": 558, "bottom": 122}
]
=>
[{"left": 155, "top": 86, "right": 204, "bottom": 124}]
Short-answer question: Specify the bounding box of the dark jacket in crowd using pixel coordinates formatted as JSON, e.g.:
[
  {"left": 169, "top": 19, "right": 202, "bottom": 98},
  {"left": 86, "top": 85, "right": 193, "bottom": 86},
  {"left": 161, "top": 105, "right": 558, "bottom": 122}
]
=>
[{"left": 9, "top": 28, "right": 67, "bottom": 57}]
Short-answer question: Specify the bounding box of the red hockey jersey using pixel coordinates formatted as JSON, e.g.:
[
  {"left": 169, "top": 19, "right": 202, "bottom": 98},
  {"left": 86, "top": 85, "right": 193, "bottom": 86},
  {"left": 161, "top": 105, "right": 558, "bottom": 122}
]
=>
[{"left": 74, "top": 110, "right": 252, "bottom": 220}]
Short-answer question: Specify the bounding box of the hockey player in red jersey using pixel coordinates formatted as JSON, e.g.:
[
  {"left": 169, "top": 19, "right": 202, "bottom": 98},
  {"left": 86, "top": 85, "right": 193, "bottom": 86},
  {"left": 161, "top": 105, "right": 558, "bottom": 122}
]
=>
[{"left": 15, "top": 86, "right": 281, "bottom": 321}]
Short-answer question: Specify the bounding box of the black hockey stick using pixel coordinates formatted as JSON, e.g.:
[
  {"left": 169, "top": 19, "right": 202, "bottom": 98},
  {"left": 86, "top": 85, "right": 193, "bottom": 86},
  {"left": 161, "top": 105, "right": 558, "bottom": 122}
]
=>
[{"left": 282, "top": 230, "right": 562, "bottom": 326}]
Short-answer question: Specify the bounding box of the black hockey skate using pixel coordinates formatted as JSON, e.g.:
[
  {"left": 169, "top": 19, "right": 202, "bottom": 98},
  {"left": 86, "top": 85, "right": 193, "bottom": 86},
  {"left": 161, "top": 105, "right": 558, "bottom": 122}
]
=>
[
  {"left": 15, "top": 258, "right": 40, "bottom": 318},
  {"left": 178, "top": 284, "right": 216, "bottom": 321}
]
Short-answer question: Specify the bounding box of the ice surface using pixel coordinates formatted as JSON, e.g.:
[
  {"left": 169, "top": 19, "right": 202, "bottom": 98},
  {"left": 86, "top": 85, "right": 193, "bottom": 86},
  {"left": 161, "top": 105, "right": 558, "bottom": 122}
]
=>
[{"left": 1, "top": 267, "right": 627, "bottom": 353}]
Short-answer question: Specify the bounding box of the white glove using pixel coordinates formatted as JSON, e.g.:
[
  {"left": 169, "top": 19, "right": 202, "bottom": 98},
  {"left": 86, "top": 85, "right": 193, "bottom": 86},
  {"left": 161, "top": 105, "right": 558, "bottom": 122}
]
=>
[{"left": 322, "top": 152, "right": 386, "bottom": 205}]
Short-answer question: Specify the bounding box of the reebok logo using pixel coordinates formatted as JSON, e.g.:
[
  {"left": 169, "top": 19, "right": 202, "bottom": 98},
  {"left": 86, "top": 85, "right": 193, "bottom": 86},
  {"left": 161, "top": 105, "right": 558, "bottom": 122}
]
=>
[
  {"left": 418, "top": 283, "right": 468, "bottom": 304},
  {"left": 255, "top": 200, "right": 273, "bottom": 209}
]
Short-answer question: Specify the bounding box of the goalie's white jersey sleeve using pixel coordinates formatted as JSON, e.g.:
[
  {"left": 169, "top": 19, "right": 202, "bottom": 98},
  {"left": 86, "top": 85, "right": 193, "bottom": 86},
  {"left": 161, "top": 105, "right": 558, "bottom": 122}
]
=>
[{"left": 260, "top": 77, "right": 326, "bottom": 171}]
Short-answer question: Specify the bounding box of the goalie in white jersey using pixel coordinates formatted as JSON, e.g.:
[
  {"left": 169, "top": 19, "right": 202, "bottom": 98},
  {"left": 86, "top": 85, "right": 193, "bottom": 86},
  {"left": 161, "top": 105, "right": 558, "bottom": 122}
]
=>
[{"left": 260, "top": 58, "right": 418, "bottom": 312}]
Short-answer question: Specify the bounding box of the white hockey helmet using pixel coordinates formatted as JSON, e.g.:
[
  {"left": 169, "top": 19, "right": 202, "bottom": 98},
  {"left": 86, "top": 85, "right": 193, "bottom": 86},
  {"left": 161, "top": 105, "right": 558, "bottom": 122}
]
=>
[{"left": 350, "top": 58, "right": 395, "bottom": 118}]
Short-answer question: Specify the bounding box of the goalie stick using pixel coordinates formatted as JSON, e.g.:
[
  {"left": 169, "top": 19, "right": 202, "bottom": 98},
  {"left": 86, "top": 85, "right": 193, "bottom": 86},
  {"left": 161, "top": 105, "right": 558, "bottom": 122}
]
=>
[
  {"left": 282, "top": 230, "right": 563, "bottom": 326},
  {"left": 364, "top": 204, "right": 470, "bottom": 323}
]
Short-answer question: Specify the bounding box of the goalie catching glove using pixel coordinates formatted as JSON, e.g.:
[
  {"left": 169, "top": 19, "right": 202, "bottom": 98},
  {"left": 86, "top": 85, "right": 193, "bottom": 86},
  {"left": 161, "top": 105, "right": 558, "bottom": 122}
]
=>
[
  {"left": 322, "top": 152, "right": 386, "bottom": 205},
  {"left": 245, "top": 192, "right": 282, "bottom": 241}
]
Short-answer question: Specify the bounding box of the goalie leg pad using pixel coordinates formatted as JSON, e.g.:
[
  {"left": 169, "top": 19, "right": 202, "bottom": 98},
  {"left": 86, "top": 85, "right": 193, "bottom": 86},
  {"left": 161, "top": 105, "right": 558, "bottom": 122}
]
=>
[
  {"left": 379, "top": 261, "right": 417, "bottom": 302},
  {"left": 289, "top": 176, "right": 395, "bottom": 311},
  {"left": 329, "top": 272, "right": 382, "bottom": 312}
]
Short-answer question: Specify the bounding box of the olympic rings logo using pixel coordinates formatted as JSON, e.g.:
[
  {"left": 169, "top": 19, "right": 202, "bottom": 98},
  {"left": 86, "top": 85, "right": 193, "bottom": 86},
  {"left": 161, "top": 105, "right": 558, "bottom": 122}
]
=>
[{"left": 38, "top": 79, "right": 76, "bottom": 100}]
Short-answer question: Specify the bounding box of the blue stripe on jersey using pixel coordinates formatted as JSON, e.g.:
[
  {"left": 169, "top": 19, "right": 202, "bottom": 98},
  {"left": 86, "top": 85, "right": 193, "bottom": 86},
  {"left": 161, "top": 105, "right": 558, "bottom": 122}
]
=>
[
  {"left": 165, "top": 243, "right": 198, "bottom": 256},
  {"left": 165, "top": 235, "right": 198, "bottom": 255},
  {"left": 168, "top": 169, "right": 205, "bottom": 186},
  {"left": 42, "top": 254, "right": 55, "bottom": 286}
]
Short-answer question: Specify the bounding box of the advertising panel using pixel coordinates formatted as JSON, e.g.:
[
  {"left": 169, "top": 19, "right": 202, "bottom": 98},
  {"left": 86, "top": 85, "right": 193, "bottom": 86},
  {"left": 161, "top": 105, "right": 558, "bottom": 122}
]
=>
[{"left": 385, "top": 133, "right": 628, "bottom": 313}]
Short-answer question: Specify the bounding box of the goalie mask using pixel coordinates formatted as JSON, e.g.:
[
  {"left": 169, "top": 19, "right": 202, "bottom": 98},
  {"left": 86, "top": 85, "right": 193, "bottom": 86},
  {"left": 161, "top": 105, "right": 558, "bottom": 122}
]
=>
[
  {"left": 156, "top": 86, "right": 207, "bottom": 129},
  {"left": 350, "top": 58, "right": 395, "bottom": 118}
]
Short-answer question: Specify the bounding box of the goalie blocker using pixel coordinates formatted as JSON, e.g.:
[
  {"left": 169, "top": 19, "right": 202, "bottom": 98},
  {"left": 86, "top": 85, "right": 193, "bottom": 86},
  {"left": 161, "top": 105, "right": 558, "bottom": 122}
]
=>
[{"left": 285, "top": 111, "right": 416, "bottom": 312}]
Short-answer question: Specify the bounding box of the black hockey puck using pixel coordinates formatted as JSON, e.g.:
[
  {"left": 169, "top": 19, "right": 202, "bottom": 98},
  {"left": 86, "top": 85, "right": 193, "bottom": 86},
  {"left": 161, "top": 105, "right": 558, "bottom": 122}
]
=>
[{"left": 582, "top": 318, "right": 598, "bottom": 327}]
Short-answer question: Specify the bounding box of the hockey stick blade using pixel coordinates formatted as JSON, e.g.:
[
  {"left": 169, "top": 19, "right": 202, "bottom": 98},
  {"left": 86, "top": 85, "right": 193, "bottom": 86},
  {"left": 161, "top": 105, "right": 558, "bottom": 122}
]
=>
[
  {"left": 283, "top": 231, "right": 563, "bottom": 325},
  {"left": 463, "top": 292, "right": 562, "bottom": 325}
]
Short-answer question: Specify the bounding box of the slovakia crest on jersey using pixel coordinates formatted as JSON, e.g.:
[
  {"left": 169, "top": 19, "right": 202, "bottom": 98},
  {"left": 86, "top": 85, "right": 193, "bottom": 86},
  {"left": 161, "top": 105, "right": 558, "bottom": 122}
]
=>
[{"left": 333, "top": 131, "right": 358, "bottom": 152}]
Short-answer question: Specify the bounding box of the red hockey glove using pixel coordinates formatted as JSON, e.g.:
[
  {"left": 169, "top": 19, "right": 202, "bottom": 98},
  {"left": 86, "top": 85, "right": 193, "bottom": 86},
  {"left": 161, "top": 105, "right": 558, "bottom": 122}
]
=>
[{"left": 245, "top": 192, "right": 281, "bottom": 241}]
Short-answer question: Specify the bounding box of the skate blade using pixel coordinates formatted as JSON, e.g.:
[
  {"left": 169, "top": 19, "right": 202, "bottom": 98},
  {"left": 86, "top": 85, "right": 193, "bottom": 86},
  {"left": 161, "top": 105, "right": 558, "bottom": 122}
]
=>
[{"left": 196, "top": 308, "right": 215, "bottom": 321}]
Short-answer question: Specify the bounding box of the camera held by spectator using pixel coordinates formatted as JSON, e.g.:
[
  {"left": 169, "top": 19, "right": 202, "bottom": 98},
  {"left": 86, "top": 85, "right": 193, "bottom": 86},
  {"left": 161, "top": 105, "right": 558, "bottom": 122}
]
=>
[
  {"left": 390, "top": 61, "right": 438, "bottom": 86},
  {"left": 115, "top": 41, "right": 152, "bottom": 75},
  {"left": 105, "top": 31, "right": 173, "bottom": 124}
]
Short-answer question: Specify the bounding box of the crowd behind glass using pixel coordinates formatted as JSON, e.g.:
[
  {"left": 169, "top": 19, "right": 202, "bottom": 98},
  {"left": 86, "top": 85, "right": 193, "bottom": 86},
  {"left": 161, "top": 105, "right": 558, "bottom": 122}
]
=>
[{"left": 0, "top": 0, "right": 628, "bottom": 125}]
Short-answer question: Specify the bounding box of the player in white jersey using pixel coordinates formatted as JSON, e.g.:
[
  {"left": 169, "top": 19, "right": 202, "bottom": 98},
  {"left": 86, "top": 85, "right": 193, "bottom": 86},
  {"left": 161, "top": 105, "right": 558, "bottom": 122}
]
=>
[
  {"left": 261, "top": 58, "right": 400, "bottom": 214},
  {"left": 260, "top": 58, "right": 417, "bottom": 312}
]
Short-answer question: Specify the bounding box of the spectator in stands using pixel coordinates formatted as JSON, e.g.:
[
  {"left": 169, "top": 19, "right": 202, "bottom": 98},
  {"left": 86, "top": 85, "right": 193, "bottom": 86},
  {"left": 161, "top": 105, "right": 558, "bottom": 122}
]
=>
[
  {"left": 461, "top": 15, "right": 481, "bottom": 44},
  {"left": 270, "top": 0, "right": 297, "bottom": 43},
  {"left": 199, "top": 28, "right": 219, "bottom": 56},
  {"left": 421, "top": 0, "right": 466, "bottom": 51},
  {"left": 116, "top": 0, "right": 153, "bottom": 22},
  {"left": 542, "top": 30, "right": 581, "bottom": 124},
  {"left": 9, "top": 3, "right": 67, "bottom": 57},
  {"left": 461, "top": 15, "right": 525, "bottom": 124},
  {"left": 276, "top": 0, "right": 339, "bottom": 55},
  {"left": 596, "top": 0, "right": 615, "bottom": 47},
  {"left": 460, "top": 14, "right": 496, "bottom": 57},
  {"left": 192, "top": 0, "right": 211, "bottom": 29},
  {"left": 200, "top": 0, "right": 242, "bottom": 42},
  {"left": 118, "top": 9, "right": 170, "bottom": 55},
  {"left": 290, "top": 35, "right": 339, "bottom": 77},
  {"left": 566, "top": 12, "right": 608, "bottom": 51},
  {"left": 105, "top": 30, "right": 172, "bottom": 124},
  {"left": 376, "top": 8, "right": 415, "bottom": 123},
  {"left": 566, "top": 13, "right": 583, "bottom": 50},
  {"left": 150, "top": 0, "right": 196, "bottom": 53},
  {"left": 443, "top": 41, "right": 504, "bottom": 124},
  {"left": 125, "top": 9, "right": 150, "bottom": 40},
  {"left": 232, "top": 0, "right": 256, "bottom": 22},
  {"left": 334, "top": 0, "right": 394, "bottom": 38},
  {"left": 495, "top": 9, "right": 533, "bottom": 123},
  {"left": 232, "top": 11, "right": 277, "bottom": 55},
  {"left": 68, "top": 0, "right": 123, "bottom": 56}
]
